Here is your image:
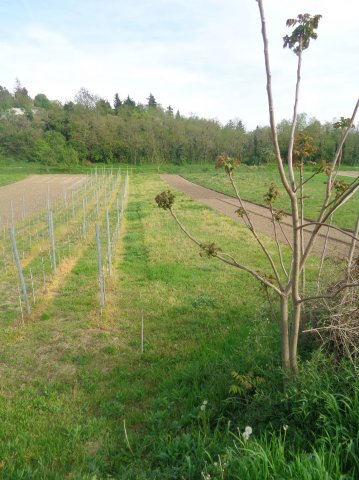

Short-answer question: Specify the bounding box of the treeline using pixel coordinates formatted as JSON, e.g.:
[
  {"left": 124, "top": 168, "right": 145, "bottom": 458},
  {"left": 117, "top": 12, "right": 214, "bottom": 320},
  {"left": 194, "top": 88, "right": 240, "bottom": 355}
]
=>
[{"left": 1, "top": 81, "right": 358, "bottom": 165}]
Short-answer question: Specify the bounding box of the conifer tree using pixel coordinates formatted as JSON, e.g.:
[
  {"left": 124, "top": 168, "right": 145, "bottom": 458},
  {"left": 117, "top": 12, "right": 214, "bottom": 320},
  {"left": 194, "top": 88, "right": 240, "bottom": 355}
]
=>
[
  {"left": 114, "top": 93, "right": 122, "bottom": 110},
  {"left": 147, "top": 93, "right": 157, "bottom": 108}
]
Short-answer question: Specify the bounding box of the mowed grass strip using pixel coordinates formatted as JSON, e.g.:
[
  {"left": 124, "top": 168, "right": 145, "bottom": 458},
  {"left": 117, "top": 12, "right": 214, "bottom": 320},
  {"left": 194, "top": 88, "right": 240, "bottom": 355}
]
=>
[
  {"left": 0, "top": 156, "right": 102, "bottom": 187},
  {"left": 177, "top": 163, "right": 359, "bottom": 230},
  {"left": 0, "top": 171, "right": 322, "bottom": 478},
  {"left": 0, "top": 158, "right": 50, "bottom": 186}
]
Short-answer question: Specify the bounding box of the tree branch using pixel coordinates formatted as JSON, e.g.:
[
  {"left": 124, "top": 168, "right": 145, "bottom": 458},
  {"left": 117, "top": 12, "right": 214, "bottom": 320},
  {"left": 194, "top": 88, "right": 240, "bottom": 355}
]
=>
[
  {"left": 169, "top": 209, "right": 201, "bottom": 247},
  {"left": 320, "top": 99, "right": 359, "bottom": 213},
  {"left": 299, "top": 167, "right": 305, "bottom": 298},
  {"left": 298, "top": 221, "right": 359, "bottom": 242},
  {"left": 294, "top": 165, "right": 324, "bottom": 192},
  {"left": 287, "top": 48, "right": 302, "bottom": 190},
  {"left": 299, "top": 283, "right": 359, "bottom": 304},
  {"left": 269, "top": 205, "right": 288, "bottom": 278},
  {"left": 169, "top": 208, "right": 282, "bottom": 295},
  {"left": 300, "top": 181, "right": 359, "bottom": 270},
  {"left": 321, "top": 181, "right": 359, "bottom": 224},
  {"left": 316, "top": 214, "right": 333, "bottom": 294},
  {"left": 229, "top": 172, "right": 283, "bottom": 288},
  {"left": 347, "top": 215, "right": 359, "bottom": 278},
  {"left": 256, "top": 0, "right": 294, "bottom": 200},
  {"left": 324, "top": 176, "right": 358, "bottom": 212},
  {"left": 216, "top": 252, "right": 282, "bottom": 295},
  {"left": 331, "top": 99, "right": 359, "bottom": 175},
  {"left": 278, "top": 219, "right": 293, "bottom": 250}
]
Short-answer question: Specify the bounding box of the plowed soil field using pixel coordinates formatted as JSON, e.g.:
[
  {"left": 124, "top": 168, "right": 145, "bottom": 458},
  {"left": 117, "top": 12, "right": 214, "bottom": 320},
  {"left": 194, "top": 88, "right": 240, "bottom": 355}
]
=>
[{"left": 0, "top": 174, "right": 87, "bottom": 226}]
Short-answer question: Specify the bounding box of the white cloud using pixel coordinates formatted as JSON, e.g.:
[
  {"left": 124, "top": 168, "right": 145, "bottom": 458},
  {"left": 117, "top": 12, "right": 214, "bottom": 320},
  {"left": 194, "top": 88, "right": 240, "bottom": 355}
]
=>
[
  {"left": 0, "top": 0, "right": 357, "bottom": 128},
  {"left": 26, "top": 26, "right": 68, "bottom": 45}
]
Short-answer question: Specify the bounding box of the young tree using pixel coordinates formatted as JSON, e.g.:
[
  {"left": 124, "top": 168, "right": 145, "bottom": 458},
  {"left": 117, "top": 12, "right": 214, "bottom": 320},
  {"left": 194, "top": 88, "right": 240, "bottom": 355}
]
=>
[
  {"left": 147, "top": 93, "right": 157, "bottom": 108},
  {"left": 235, "top": 119, "right": 246, "bottom": 132},
  {"left": 13, "top": 78, "right": 32, "bottom": 110},
  {"left": 74, "top": 87, "right": 100, "bottom": 109},
  {"left": 123, "top": 95, "right": 136, "bottom": 108},
  {"left": 0, "top": 86, "right": 13, "bottom": 111},
  {"left": 34, "top": 93, "right": 52, "bottom": 110},
  {"left": 156, "top": 0, "right": 359, "bottom": 374},
  {"left": 114, "top": 93, "right": 122, "bottom": 110},
  {"left": 96, "top": 98, "right": 112, "bottom": 114}
]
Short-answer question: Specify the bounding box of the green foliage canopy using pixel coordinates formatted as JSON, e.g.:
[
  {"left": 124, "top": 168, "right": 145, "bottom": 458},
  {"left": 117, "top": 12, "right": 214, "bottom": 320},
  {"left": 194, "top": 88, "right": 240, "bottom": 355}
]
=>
[{"left": 0, "top": 82, "right": 358, "bottom": 165}]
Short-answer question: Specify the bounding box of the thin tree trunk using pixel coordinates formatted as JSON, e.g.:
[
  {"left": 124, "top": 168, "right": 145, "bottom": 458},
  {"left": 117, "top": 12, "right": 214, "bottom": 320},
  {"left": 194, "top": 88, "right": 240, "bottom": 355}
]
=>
[
  {"left": 316, "top": 214, "right": 333, "bottom": 294},
  {"left": 280, "top": 295, "right": 290, "bottom": 372},
  {"left": 286, "top": 46, "right": 303, "bottom": 372},
  {"left": 299, "top": 168, "right": 306, "bottom": 306},
  {"left": 290, "top": 300, "right": 302, "bottom": 373},
  {"left": 256, "top": 0, "right": 293, "bottom": 198},
  {"left": 229, "top": 173, "right": 283, "bottom": 287},
  {"left": 269, "top": 205, "right": 288, "bottom": 278},
  {"left": 287, "top": 49, "right": 302, "bottom": 190},
  {"left": 289, "top": 197, "right": 301, "bottom": 373}
]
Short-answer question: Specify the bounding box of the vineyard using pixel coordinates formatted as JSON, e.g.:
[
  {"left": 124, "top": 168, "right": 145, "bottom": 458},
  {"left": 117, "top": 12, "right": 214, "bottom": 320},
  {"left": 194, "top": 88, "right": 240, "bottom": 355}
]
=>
[
  {"left": 0, "top": 168, "right": 128, "bottom": 325},
  {"left": 0, "top": 169, "right": 358, "bottom": 478}
]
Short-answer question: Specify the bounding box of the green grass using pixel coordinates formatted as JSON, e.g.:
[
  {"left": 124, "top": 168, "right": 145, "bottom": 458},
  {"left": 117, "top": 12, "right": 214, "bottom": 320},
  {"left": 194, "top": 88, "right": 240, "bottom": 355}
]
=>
[
  {"left": 0, "top": 157, "right": 31, "bottom": 186},
  {"left": 0, "top": 171, "right": 357, "bottom": 478},
  {"left": 0, "top": 157, "right": 66, "bottom": 186},
  {"left": 0, "top": 156, "right": 119, "bottom": 187},
  {"left": 202, "top": 353, "right": 359, "bottom": 480},
  {"left": 0, "top": 173, "right": 277, "bottom": 477},
  {"left": 1, "top": 158, "right": 356, "bottom": 231},
  {"left": 172, "top": 163, "right": 358, "bottom": 230}
]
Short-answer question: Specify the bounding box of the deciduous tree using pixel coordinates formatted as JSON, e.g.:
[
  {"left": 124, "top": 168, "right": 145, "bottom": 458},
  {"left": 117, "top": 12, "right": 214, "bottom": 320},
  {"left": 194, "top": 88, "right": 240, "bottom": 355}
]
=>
[{"left": 156, "top": 0, "right": 359, "bottom": 374}]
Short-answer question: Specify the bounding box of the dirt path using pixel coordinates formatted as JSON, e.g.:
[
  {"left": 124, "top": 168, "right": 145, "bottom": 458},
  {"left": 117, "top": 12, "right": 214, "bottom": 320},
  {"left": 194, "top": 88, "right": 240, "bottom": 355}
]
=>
[
  {"left": 337, "top": 170, "right": 359, "bottom": 178},
  {"left": 0, "top": 174, "right": 87, "bottom": 226},
  {"left": 161, "top": 174, "right": 356, "bottom": 259}
]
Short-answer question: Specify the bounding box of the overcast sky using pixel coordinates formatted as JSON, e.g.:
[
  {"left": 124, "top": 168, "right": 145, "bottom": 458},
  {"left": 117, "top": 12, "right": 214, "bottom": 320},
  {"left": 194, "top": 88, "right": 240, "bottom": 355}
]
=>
[{"left": 0, "top": 0, "right": 358, "bottom": 129}]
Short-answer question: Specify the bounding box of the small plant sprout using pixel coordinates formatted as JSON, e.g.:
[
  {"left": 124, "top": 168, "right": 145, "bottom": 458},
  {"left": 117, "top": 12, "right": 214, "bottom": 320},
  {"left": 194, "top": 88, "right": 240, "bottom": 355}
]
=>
[
  {"left": 155, "top": 190, "right": 175, "bottom": 210},
  {"left": 215, "top": 153, "right": 241, "bottom": 175}
]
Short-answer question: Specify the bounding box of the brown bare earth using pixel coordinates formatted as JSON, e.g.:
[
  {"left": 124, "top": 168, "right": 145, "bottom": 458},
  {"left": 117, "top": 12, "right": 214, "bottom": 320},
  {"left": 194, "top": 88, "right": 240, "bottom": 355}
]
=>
[
  {"left": 161, "top": 174, "right": 356, "bottom": 259},
  {"left": 0, "top": 174, "right": 87, "bottom": 226},
  {"left": 337, "top": 170, "right": 359, "bottom": 178}
]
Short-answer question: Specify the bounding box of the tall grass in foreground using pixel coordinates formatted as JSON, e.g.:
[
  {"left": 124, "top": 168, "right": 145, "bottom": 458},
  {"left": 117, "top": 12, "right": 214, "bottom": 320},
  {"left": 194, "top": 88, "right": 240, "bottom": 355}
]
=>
[
  {"left": 121, "top": 354, "right": 357, "bottom": 479},
  {"left": 197, "top": 354, "right": 359, "bottom": 480}
]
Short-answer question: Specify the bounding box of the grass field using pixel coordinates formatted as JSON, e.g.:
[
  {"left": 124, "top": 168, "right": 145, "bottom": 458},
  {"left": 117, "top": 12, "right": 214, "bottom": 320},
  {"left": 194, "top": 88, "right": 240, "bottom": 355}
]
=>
[
  {"left": 174, "top": 163, "right": 359, "bottom": 231},
  {"left": 0, "top": 170, "right": 358, "bottom": 478},
  {"left": 0, "top": 156, "right": 35, "bottom": 186},
  {"left": 0, "top": 156, "right": 95, "bottom": 187},
  {"left": 1, "top": 158, "right": 357, "bottom": 230}
]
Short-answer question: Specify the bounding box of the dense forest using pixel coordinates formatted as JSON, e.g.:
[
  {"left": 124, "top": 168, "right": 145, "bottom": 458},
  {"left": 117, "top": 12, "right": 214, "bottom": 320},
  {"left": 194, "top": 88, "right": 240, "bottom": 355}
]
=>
[{"left": 1, "top": 80, "right": 358, "bottom": 166}]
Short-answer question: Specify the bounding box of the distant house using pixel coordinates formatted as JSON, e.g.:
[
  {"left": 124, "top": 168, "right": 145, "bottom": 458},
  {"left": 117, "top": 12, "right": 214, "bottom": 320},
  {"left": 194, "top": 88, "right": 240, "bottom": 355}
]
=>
[
  {"left": 1, "top": 107, "right": 39, "bottom": 118},
  {"left": 10, "top": 107, "right": 25, "bottom": 115}
]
